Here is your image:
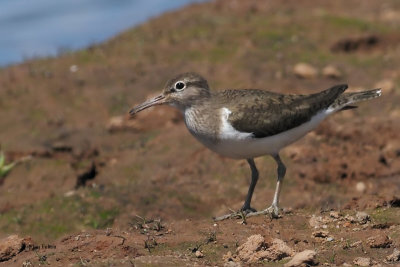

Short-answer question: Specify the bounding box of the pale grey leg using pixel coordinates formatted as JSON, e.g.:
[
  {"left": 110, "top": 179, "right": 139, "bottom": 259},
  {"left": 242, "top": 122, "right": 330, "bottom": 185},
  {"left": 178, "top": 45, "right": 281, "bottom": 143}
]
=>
[
  {"left": 247, "top": 154, "right": 286, "bottom": 218},
  {"left": 241, "top": 158, "right": 259, "bottom": 213},
  {"left": 268, "top": 154, "right": 286, "bottom": 216}
]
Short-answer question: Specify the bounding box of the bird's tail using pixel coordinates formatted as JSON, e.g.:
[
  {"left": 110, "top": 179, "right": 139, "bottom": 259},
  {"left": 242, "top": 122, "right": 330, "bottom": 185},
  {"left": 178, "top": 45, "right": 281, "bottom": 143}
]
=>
[{"left": 328, "top": 88, "right": 382, "bottom": 112}]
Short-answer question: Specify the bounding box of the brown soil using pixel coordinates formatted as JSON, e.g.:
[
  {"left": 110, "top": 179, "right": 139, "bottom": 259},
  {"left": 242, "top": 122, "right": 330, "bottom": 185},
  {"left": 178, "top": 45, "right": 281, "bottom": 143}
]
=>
[{"left": 0, "top": 0, "right": 399, "bottom": 266}]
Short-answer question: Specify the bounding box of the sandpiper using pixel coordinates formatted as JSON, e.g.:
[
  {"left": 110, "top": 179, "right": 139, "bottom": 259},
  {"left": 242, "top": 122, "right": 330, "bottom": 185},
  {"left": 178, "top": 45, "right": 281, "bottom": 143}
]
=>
[{"left": 129, "top": 72, "right": 381, "bottom": 220}]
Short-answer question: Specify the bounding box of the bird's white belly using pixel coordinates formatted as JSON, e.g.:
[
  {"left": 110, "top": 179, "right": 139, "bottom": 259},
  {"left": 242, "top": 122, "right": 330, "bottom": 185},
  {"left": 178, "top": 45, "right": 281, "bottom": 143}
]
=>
[
  {"left": 211, "top": 109, "right": 329, "bottom": 159},
  {"left": 184, "top": 107, "right": 330, "bottom": 159}
]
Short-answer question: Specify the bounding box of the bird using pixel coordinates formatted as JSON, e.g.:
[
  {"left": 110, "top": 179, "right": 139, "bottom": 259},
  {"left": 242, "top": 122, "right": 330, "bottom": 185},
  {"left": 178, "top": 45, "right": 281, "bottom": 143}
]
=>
[{"left": 129, "top": 72, "right": 381, "bottom": 220}]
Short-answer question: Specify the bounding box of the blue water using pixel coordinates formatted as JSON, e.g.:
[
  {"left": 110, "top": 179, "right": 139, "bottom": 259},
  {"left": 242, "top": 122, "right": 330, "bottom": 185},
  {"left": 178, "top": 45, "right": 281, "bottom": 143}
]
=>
[{"left": 0, "top": 0, "right": 205, "bottom": 67}]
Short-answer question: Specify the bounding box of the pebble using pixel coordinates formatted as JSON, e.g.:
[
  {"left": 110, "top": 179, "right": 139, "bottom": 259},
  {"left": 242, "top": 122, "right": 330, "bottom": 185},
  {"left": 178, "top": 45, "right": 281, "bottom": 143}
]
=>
[
  {"left": 284, "top": 250, "right": 316, "bottom": 267},
  {"left": 312, "top": 230, "right": 329, "bottom": 238},
  {"left": 322, "top": 65, "right": 342, "bottom": 79},
  {"left": 293, "top": 63, "right": 318, "bottom": 79},
  {"left": 356, "top": 182, "right": 367, "bottom": 193},
  {"left": 353, "top": 257, "right": 371, "bottom": 266},
  {"left": 195, "top": 250, "right": 204, "bottom": 258},
  {"left": 329, "top": 211, "right": 340, "bottom": 219},
  {"left": 386, "top": 248, "right": 400, "bottom": 262},
  {"left": 356, "top": 212, "right": 370, "bottom": 224}
]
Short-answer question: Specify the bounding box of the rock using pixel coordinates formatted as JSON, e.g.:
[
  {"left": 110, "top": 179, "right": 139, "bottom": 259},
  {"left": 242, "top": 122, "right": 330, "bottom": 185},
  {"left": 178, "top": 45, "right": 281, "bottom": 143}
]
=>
[
  {"left": 386, "top": 248, "right": 400, "bottom": 262},
  {"left": 284, "top": 250, "right": 316, "bottom": 267},
  {"left": 374, "top": 79, "right": 395, "bottom": 94},
  {"left": 236, "top": 235, "right": 294, "bottom": 263},
  {"left": 322, "top": 65, "right": 342, "bottom": 79},
  {"left": 0, "top": 235, "right": 30, "bottom": 262},
  {"left": 329, "top": 211, "right": 340, "bottom": 219},
  {"left": 69, "top": 65, "right": 78, "bottom": 73},
  {"left": 224, "top": 261, "right": 242, "bottom": 267},
  {"left": 308, "top": 215, "right": 332, "bottom": 228},
  {"left": 355, "top": 211, "right": 370, "bottom": 224},
  {"left": 312, "top": 230, "right": 329, "bottom": 238},
  {"left": 353, "top": 257, "right": 371, "bottom": 266},
  {"left": 356, "top": 182, "right": 367, "bottom": 193},
  {"left": 344, "top": 214, "right": 357, "bottom": 223},
  {"left": 195, "top": 250, "right": 204, "bottom": 258},
  {"left": 380, "top": 9, "right": 400, "bottom": 22},
  {"left": 309, "top": 216, "right": 320, "bottom": 228},
  {"left": 367, "top": 235, "right": 392, "bottom": 248},
  {"left": 293, "top": 63, "right": 318, "bottom": 79}
]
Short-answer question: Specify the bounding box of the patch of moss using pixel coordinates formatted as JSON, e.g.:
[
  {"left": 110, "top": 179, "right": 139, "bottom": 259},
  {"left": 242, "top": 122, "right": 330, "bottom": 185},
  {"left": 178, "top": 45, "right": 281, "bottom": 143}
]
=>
[
  {"left": 0, "top": 195, "right": 119, "bottom": 242},
  {"left": 324, "top": 15, "right": 374, "bottom": 31},
  {"left": 370, "top": 207, "right": 400, "bottom": 225}
]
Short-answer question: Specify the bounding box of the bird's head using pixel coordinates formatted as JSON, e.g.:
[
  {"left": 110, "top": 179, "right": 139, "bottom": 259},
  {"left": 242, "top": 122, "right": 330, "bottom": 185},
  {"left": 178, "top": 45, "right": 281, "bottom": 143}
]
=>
[{"left": 129, "top": 72, "right": 210, "bottom": 115}]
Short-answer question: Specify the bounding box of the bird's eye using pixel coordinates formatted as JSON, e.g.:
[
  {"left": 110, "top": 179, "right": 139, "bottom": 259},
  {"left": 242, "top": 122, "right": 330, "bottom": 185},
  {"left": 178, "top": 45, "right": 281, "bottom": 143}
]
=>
[{"left": 174, "top": 81, "right": 186, "bottom": 91}]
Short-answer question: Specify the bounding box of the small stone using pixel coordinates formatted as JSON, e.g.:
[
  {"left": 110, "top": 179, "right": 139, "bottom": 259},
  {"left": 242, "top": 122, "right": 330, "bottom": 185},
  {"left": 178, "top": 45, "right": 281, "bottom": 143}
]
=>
[
  {"left": 329, "top": 211, "right": 340, "bottom": 219},
  {"left": 326, "top": 237, "right": 334, "bottom": 242},
  {"left": 312, "top": 230, "right": 329, "bottom": 238},
  {"left": 64, "top": 190, "right": 76, "bottom": 197},
  {"left": 386, "top": 248, "right": 400, "bottom": 262},
  {"left": 322, "top": 65, "right": 342, "bottom": 79},
  {"left": 195, "top": 250, "right": 204, "bottom": 258},
  {"left": 236, "top": 235, "right": 294, "bottom": 263},
  {"left": 353, "top": 257, "right": 371, "bottom": 266},
  {"left": 355, "top": 212, "right": 370, "bottom": 224},
  {"left": 69, "top": 65, "right": 78, "bottom": 73},
  {"left": 367, "top": 235, "right": 392, "bottom": 248},
  {"left": 293, "top": 63, "right": 318, "bottom": 79},
  {"left": 309, "top": 216, "right": 321, "bottom": 228},
  {"left": 380, "top": 9, "right": 400, "bottom": 22},
  {"left": 345, "top": 215, "right": 357, "bottom": 223},
  {"left": 342, "top": 263, "right": 352, "bottom": 267},
  {"left": 356, "top": 182, "right": 367, "bottom": 193},
  {"left": 347, "top": 241, "right": 362, "bottom": 248},
  {"left": 224, "top": 261, "right": 242, "bottom": 267},
  {"left": 284, "top": 250, "right": 316, "bottom": 267}
]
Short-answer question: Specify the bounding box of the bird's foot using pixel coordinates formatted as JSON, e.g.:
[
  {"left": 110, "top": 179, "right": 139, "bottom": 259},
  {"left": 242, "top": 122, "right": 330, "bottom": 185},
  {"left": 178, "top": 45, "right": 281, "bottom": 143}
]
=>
[
  {"left": 213, "top": 207, "right": 254, "bottom": 222},
  {"left": 246, "top": 204, "right": 281, "bottom": 219},
  {"left": 213, "top": 205, "right": 283, "bottom": 222},
  {"left": 240, "top": 205, "right": 257, "bottom": 214}
]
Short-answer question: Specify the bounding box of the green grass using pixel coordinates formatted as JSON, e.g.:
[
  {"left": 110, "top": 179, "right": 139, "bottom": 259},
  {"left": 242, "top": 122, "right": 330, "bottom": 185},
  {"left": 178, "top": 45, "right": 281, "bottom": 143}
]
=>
[
  {"left": 324, "top": 15, "right": 375, "bottom": 31},
  {"left": 0, "top": 152, "right": 15, "bottom": 179},
  {"left": 370, "top": 207, "right": 400, "bottom": 225},
  {"left": 0, "top": 194, "right": 119, "bottom": 242}
]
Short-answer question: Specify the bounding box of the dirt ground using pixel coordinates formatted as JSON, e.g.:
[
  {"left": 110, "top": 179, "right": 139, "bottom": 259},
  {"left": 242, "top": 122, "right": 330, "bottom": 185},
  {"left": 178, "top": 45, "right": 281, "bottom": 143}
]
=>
[{"left": 0, "top": 0, "right": 399, "bottom": 266}]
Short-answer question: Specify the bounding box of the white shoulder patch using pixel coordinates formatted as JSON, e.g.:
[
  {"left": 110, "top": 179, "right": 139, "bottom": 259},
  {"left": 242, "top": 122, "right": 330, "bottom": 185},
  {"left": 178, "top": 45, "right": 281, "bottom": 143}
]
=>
[{"left": 219, "top": 107, "right": 253, "bottom": 140}]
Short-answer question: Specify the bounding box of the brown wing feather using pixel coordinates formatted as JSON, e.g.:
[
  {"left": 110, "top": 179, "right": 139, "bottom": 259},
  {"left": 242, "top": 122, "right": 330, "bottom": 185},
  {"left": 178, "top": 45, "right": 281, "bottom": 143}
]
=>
[{"left": 219, "top": 84, "right": 348, "bottom": 138}]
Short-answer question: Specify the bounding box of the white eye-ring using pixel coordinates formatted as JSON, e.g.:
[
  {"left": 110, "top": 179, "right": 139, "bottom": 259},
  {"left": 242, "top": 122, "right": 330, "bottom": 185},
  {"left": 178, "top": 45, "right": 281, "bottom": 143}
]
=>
[{"left": 174, "top": 81, "right": 186, "bottom": 91}]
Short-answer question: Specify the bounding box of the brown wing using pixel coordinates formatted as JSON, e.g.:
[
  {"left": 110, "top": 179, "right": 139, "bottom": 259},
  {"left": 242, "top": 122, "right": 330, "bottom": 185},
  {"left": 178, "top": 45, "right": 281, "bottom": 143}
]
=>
[{"left": 220, "top": 84, "right": 348, "bottom": 138}]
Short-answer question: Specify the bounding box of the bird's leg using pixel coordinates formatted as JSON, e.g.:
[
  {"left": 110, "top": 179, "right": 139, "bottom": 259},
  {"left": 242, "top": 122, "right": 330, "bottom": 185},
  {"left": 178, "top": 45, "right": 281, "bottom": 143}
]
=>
[
  {"left": 266, "top": 154, "right": 286, "bottom": 217},
  {"left": 214, "top": 155, "right": 286, "bottom": 221},
  {"left": 246, "top": 154, "right": 286, "bottom": 219},
  {"left": 240, "top": 158, "right": 259, "bottom": 213},
  {"left": 214, "top": 158, "right": 259, "bottom": 221}
]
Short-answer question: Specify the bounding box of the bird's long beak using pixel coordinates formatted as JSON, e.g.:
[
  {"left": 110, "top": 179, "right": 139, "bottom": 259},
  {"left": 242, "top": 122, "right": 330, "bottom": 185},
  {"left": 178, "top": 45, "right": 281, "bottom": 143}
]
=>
[{"left": 129, "top": 93, "right": 166, "bottom": 116}]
